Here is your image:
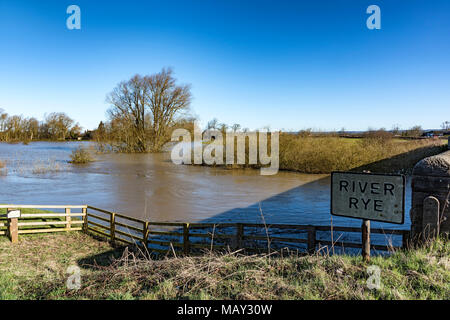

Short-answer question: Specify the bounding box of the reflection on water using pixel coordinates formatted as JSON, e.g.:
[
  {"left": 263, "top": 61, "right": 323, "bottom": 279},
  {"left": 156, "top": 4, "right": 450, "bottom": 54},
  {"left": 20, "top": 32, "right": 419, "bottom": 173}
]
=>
[{"left": 0, "top": 142, "right": 411, "bottom": 234}]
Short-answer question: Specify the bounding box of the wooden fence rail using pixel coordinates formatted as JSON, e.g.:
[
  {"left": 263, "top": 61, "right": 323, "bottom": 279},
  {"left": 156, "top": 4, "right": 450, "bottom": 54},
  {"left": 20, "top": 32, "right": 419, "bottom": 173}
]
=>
[
  {"left": 0, "top": 205, "right": 87, "bottom": 241},
  {"left": 0, "top": 205, "right": 411, "bottom": 255}
]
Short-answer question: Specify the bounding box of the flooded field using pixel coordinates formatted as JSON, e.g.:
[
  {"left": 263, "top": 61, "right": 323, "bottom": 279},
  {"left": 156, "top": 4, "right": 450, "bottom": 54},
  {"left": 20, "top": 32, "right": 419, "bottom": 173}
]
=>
[{"left": 0, "top": 141, "right": 412, "bottom": 248}]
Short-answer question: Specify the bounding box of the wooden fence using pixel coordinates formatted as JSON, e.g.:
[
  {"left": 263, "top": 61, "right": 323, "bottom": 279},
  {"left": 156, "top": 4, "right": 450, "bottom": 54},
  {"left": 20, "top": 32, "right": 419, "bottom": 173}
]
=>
[
  {"left": 1, "top": 205, "right": 410, "bottom": 254},
  {"left": 0, "top": 205, "right": 86, "bottom": 242}
]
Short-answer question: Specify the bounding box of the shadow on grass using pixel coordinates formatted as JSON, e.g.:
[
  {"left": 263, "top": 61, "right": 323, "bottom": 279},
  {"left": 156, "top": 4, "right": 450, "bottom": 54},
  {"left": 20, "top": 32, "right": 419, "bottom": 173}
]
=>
[{"left": 349, "top": 142, "right": 446, "bottom": 174}]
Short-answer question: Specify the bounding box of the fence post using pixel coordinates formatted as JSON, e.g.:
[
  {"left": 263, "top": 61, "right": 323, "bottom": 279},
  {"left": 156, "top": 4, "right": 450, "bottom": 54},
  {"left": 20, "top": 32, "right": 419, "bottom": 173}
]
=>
[
  {"left": 235, "top": 223, "right": 244, "bottom": 250},
  {"left": 143, "top": 221, "right": 149, "bottom": 250},
  {"left": 7, "top": 208, "right": 18, "bottom": 243},
  {"left": 110, "top": 212, "right": 116, "bottom": 244},
  {"left": 65, "top": 208, "right": 71, "bottom": 231},
  {"left": 307, "top": 225, "right": 316, "bottom": 254},
  {"left": 82, "top": 207, "right": 88, "bottom": 233},
  {"left": 183, "top": 223, "right": 190, "bottom": 255}
]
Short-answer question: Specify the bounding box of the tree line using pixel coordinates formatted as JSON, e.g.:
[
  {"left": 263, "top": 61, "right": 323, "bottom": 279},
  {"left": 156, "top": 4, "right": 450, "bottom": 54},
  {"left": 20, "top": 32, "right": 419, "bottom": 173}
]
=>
[{"left": 0, "top": 110, "right": 82, "bottom": 142}]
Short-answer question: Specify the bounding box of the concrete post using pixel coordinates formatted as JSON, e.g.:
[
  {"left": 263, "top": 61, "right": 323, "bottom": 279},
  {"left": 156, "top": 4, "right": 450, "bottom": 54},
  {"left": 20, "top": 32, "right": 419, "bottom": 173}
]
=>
[
  {"left": 423, "top": 196, "right": 440, "bottom": 239},
  {"left": 411, "top": 150, "right": 450, "bottom": 241}
]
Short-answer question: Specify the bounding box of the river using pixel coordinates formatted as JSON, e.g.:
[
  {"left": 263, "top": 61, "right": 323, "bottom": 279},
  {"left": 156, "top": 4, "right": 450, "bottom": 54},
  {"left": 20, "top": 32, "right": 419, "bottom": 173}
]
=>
[{"left": 0, "top": 141, "right": 412, "bottom": 249}]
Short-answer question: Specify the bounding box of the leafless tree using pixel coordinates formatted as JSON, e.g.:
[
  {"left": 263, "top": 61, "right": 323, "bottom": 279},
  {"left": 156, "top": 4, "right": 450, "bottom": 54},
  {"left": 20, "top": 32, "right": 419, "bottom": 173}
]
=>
[
  {"left": 231, "top": 123, "right": 241, "bottom": 132},
  {"left": 107, "top": 75, "right": 149, "bottom": 152},
  {"left": 145, "top": 68, "right": 192, "bottom": 151},
  {"left": 106, "top": 68, "right": 192, "bottom": 152},
  {"left": 44, "top": 112, "right": 75, "bottom": 140},
  {"left": 207, "top": 118, "right": 219, "bottom": 130}
]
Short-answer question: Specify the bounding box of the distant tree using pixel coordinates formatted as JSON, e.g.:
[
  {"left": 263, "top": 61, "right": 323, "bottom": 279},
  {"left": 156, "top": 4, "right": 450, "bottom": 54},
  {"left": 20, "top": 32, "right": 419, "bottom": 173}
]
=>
[
  {"left": 25, "top": 117, "right": 39, "bottom": 140},
  {"left": 44, "top": 112, "right": 75, "bottom": 140},
  {"left": 391, "top": 124, "right": 401, "bottom": 136},
  {"left": 218, "top": 123, "right": 228, "bottom": 133},
  {"left": 298, "top": 128, "right": 312, "bottom": 137},
  {"left": 364, "top": 127, "right": 393, "bottom": 142},
  {"left": 441, "top": 121, "right": 450, "bottom": 131},
  {"left": 6, "top": 115, "right": 25, "bottom": 140},
  {"left": 94, "top": 121, "right": 106, "bottom": 141},
  {"left": 69, "top": 122, "right": 82, "bottom": 139},
  {"left": 207, "top": 118, "right": 219, "bottom": 130},
  {"left": 0, "top": 110, "right": 9, "bottom": 141},
  {"left": 231, "top": 123, "right": 241, "bottom": 132},
  {"left": 406, "top": 125, "right": 423, "bottom": 137}
]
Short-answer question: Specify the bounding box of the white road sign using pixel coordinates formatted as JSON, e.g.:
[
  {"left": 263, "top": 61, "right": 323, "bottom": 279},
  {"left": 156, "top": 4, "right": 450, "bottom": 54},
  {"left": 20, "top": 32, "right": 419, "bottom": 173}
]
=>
[{"left": 331, "top": 172, "right": 405, "bottom": 224}]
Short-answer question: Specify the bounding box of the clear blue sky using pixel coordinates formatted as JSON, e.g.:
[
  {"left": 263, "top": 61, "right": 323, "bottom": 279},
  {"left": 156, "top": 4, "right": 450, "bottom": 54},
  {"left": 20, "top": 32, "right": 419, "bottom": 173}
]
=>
[{"left": 0, "top": 0, "right": 449, "bottom": 131}]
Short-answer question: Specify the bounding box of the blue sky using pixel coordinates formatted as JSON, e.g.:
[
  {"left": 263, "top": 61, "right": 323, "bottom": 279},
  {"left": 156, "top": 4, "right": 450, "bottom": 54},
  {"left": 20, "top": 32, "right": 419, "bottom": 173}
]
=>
[{"left": 0, "top": 0, "right": 449, "bottom": 131}]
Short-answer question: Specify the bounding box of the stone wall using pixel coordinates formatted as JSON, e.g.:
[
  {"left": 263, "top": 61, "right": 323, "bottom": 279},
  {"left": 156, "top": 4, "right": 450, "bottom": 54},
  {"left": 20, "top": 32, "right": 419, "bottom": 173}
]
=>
[{"left": 410, "top": 147, "right": 450, "bottom": 239}]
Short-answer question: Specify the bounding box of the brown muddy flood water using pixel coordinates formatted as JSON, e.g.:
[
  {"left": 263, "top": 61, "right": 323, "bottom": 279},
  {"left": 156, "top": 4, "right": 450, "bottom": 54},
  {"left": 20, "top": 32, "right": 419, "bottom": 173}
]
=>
[{"left": 0, "top": 142, "right": 411, "bottom": 246}]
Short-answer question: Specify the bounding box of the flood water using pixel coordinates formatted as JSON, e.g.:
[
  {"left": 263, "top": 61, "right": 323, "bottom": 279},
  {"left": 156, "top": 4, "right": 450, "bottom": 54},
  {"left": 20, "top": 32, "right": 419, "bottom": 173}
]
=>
[{"left": 0, "top": 142, "right": 412, "bottom": 248}]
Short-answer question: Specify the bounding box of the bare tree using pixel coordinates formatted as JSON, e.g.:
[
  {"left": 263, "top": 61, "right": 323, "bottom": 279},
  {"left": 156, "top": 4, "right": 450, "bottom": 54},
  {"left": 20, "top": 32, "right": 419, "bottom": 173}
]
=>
[
  {"left": 25, "top": 117, "right": 39, "bottom": 140},
  {"left": 406, "top": 125, "right": 423, "bottom": 137},
  {"left": 107, "top": 75, "right": 149, "bottom": 152},
  {"left": 441, "top": 121, "right": 450, "bottom": 131},
  {"left": 207, "top": 118, "right": 219, "bottom": 130},
  {"left": 106, "top": 68, "right": 192, "bottom": 152},
  {"left": 145, "top": 68, "right": 192, "bottom": 151},
  {"left": 231, "top": 123, "right": 241, "bottom": 132},
  {"left": 44, "top": 112, "right": 75, "bottom": 140}
]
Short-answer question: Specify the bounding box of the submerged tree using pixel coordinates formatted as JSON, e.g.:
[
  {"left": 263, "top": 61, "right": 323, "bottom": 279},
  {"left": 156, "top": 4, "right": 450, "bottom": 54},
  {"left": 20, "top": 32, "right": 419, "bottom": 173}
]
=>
[{"left": 106, "top": 68, "right": 192, "bottom": 152}]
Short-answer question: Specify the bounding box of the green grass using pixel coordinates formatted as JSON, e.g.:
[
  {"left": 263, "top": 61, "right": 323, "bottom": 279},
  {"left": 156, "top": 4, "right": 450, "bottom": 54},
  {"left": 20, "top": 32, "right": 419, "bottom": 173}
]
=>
[{"left": 0, "top": 232, "right": 448, "bottom": 300}]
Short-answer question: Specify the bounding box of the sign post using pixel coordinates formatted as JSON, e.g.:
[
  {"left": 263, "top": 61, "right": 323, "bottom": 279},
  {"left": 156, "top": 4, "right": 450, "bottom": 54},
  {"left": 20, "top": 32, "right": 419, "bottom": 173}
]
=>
[
  {"left": 361, "top": 219, "right": 370, "bottom": 261},
  {"left": 331, "top": 172, "right": 405, "bottom": 260}
]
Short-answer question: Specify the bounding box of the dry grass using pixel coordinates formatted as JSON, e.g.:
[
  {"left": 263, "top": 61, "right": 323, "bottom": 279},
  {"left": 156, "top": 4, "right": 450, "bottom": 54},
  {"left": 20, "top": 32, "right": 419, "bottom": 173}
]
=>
[
  {"left": 196, "top": 134, "right": 447, "bottom": 174},
  {"left": 32, "top": 159, "right": 62, "bottom": 174},
  {"left": 0, "top": 160, "right": 6, "bottom": 176},
  {"left": 278, "top": 135, "right": 446, "bottom": 174},
  {"left": 0, "top": 232, "right": 448, "bottom": 300},
  {"left": 69, "top": 147, "right": 94, "bottom": 164}
]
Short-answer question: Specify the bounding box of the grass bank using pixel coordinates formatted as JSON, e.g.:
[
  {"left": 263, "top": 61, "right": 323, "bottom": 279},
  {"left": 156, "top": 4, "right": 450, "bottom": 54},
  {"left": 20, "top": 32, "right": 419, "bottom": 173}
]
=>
[
  {"left": 0, "top": 232, "right": 448, "bottom": 299},
  {"left": 199, "top": 134, "right": 447, "bottom": 174},
  {"left": 278, "top": 135, "right": 447, "bottom": 174}
]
